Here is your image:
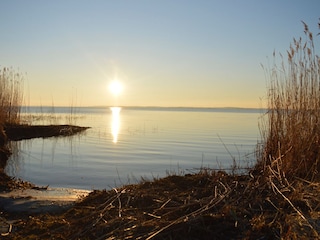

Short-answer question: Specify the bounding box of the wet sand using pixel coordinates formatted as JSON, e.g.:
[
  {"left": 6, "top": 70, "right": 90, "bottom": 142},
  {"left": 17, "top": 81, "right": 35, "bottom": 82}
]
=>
[{"left": 0, "top": 188, "right": 90, "bottom": 216}]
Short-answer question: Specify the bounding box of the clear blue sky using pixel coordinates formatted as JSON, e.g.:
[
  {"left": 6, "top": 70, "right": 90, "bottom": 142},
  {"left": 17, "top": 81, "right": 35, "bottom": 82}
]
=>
[{"left": 1, "top": 0, "right": 319, "bottom": 107}]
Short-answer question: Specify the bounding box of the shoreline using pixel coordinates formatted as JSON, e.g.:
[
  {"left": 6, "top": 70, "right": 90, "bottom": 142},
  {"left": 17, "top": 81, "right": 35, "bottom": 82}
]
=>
[
  {"left": 4, "top": 124, "right": 90, "bottom": 141},
  {"left": 0, "top": 124, "right": 319, "bottom": 239},
  {"left": 0, "top": 124, "right": 92, "bottom": 236},
  {"left": 0, "top": 187, "right": 90, "bottom": 217},
  {"left": 3, "top": 169, "right": 319, "bottom": 239}
]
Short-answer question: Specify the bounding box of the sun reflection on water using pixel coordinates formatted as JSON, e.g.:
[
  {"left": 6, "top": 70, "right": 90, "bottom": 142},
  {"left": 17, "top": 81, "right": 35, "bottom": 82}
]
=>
[{"left": 110, "top": 107, "right": 121, "bottom": 143}]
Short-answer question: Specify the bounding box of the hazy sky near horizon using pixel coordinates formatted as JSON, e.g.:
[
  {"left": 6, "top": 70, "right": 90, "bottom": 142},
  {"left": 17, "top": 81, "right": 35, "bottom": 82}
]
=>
[{"left": 1, "top": 1, "right": 319, "bottom": 108}]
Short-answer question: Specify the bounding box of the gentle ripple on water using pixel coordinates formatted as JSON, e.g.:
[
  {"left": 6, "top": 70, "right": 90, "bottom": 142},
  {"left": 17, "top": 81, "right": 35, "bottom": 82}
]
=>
[{"left": 5, "top": 107, "right": 263, "bottom": 190}]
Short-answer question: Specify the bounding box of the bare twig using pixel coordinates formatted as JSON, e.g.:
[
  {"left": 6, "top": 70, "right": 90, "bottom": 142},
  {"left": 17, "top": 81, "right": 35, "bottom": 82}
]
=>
[{"left": 269, "top": 180, "right": 319, "bottom": 237}]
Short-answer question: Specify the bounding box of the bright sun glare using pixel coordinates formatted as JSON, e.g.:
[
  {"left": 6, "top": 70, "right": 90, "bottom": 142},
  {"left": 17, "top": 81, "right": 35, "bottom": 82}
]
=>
[{"left": 109, "top": 80, "right": 123, "bottom": 96}]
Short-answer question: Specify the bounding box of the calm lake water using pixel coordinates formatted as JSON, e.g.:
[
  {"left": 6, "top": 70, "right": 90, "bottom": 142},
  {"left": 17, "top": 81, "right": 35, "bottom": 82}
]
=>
[{"left": 5, "top": 107, "right": 264, "bottom": 190}]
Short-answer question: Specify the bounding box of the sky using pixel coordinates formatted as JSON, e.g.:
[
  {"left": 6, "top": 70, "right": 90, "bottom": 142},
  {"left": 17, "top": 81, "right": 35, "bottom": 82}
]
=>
[{"left": 0, "top": 1, "right": 319, "bottom": 108}]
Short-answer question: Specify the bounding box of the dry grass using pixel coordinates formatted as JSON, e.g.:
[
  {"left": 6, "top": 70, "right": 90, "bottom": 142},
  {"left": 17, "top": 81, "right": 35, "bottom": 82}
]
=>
[
  {"left": 258, "top": 20, "right": 320, "bottom": 181},
  {"left": 0, "top": 67, "right": 24, "bottom": 168},
  {"left": 0, "top": 67, "right": 24, "bottom": 126},
  {"left": 7, "top": 169, "right": 320, "bottom": 239}
]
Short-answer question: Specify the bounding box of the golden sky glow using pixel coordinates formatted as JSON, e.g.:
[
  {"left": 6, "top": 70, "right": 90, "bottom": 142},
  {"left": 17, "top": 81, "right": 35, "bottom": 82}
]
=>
[{"left": 0, "top": 1, "right": 319, "bottom": 108}]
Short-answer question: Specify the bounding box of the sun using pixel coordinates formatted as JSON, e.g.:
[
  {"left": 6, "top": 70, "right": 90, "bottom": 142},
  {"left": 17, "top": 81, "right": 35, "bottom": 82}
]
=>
[{"left": 108, "top": 80, "right": 123, "bottom": 96}]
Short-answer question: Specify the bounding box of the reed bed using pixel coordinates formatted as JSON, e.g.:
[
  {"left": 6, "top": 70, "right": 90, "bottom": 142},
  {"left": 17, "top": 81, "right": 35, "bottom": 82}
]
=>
[
  {"left": 0, "top": 67, "right": 24, "bottom": 126},
  {"left": 258, "top": 21, "right": 320, "bottom": 181},
  {"left": 0, "top": 67, "right": 23, "bottom": 165}
]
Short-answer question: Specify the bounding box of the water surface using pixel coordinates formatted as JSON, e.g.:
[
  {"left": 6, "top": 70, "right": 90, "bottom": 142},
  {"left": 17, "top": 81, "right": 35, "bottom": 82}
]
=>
[{"left": 5, "top": 107, "right": 263, "bottom": 190}]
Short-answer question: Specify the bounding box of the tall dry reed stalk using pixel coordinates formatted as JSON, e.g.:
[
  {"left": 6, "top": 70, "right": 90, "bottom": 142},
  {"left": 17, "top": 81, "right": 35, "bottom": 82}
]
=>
[
  {"left": 0, "top": 67, "right": 24, "bottom": 125},
  {"left": 259, "top": 21, "right": 320, "bottom": 181}
]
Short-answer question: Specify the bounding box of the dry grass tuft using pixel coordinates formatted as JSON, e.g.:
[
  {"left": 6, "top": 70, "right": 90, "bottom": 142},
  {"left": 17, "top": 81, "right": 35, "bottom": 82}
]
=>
[
  {"left": 0, "top": 67, "right": 24, "bottom": 171},
  {"left": 0, "top": 67, "right": 24, "bottom": 126}
]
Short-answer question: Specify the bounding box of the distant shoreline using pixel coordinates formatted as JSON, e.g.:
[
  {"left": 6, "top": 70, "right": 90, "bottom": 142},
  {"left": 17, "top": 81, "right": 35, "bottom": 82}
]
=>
[{"left": 20, "top": 105, "right": 267, "bottom": 114}]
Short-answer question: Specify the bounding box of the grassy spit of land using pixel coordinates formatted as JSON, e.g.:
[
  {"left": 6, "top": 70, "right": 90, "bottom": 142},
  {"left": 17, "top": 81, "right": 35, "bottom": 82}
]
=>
[
  {"left": 0, "top": 67, "right": 89, "bottom": 191},
  {"left": 1, "top": 21, "right": 320, "bottom": 239}
]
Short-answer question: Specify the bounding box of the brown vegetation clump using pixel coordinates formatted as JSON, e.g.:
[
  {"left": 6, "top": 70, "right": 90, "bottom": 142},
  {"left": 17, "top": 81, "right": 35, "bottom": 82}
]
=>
[
  {"left": 7, "top": 170, "right": 320, "bottom": 239},
  {"left": 258, "top": 20, "right": 320, "bottom": 181}
]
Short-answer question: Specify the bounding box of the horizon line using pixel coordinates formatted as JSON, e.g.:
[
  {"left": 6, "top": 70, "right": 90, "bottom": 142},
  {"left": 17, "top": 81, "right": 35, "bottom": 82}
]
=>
[{"left": 22, "top": 105, "right": 266, "bottom": 110}]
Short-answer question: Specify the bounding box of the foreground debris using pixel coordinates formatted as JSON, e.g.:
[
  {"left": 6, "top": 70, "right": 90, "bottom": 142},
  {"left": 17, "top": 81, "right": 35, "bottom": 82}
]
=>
[{"left": 3, "top": 168, "right": 319, "bottom": 239}]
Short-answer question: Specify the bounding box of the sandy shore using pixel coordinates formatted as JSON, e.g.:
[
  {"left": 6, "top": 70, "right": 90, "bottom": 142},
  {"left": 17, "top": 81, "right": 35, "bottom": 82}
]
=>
[{"left": 0, "top": 187, "right": 90, "bottom": 216}]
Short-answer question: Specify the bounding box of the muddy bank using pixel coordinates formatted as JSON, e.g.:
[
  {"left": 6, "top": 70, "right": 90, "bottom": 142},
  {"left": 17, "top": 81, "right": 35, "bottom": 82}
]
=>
[
  {"left": 4, "top": 124, "right": 90, "bottom": 141},
  {"left": 2, "top": 171, "right": 319, "bottom": 239}
]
